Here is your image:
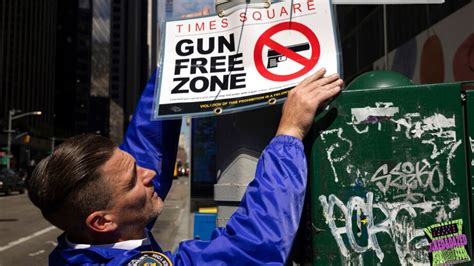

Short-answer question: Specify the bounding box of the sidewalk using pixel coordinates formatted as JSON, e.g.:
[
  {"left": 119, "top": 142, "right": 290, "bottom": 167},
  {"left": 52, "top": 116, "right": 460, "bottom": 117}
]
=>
[{"left": 151, "top": 176, "right": 194, "bottom": 252}]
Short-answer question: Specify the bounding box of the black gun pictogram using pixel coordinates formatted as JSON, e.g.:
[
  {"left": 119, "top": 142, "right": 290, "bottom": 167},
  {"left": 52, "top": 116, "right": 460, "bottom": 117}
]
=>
[{"left": 266, "top": 43, "right": 310, "bottom": 69}]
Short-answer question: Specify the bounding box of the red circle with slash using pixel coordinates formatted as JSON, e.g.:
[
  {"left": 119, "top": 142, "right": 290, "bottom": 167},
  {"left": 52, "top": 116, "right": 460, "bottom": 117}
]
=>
[{"left": 254, "top": 21, "right": 320, "bottom": 82}]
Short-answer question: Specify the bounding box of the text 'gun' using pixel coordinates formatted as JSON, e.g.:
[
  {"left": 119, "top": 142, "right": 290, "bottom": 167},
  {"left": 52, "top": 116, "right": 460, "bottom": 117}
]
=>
[{"left": 267, "top": 43, "right": 310, "bottom": 69}]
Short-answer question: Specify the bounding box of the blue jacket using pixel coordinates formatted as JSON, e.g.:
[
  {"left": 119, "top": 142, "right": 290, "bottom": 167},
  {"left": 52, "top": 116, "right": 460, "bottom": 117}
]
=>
[
  {"left": 119, "top": 71, "right": 181, "bottom": 200},
  {"left": 49, "top": 71, "right": 307, "bottom": 265}
]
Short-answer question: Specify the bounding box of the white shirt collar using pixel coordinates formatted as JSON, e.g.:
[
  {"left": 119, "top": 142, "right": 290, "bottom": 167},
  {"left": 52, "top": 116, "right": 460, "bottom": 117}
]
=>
[{"left": 66, "top": 236, "right": 150, "bottom": 250}]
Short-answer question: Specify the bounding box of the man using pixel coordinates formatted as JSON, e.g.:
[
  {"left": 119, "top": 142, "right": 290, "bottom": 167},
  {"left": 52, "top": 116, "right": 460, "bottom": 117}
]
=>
[{"left": 27, "top": 68, "right": 343, "bottom": 265}]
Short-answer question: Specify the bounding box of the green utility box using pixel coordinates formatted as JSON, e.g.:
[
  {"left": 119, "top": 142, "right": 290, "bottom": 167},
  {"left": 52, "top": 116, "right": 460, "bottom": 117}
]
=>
[
  {"left": 310, "top": 72, "right": 472, "bottom": 265},
  {"left": 463, "top": 89, "right": 474, "bottom": 245}
]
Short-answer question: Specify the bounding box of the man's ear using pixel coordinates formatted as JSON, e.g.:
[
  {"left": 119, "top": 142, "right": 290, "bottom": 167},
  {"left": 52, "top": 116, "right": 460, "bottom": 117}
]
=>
[{"left": 85, "top": 211, "right": 117, "bottom": 233}]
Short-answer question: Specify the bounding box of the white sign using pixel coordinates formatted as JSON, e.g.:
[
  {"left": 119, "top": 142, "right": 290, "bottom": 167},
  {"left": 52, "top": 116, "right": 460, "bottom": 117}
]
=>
[{"left": 154, "top": 0, "right": 340, "bottom": 118}]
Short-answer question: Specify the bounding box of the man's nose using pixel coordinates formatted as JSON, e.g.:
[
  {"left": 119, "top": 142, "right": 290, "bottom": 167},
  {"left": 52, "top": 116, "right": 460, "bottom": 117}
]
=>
[{"left": 138, "top": 166, "right": 156, "bottom": 185}]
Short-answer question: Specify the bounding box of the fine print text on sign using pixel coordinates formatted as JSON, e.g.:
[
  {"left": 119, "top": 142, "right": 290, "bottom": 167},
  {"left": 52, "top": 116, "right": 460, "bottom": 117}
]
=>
[{"left": 154, "top": 0, "right": 340, "bottom": 119}]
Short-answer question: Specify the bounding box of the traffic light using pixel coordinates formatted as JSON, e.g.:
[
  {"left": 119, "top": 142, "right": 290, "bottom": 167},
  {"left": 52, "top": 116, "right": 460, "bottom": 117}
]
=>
[{"left": 23, "top": 134, "right": 31, "bottom": 144}]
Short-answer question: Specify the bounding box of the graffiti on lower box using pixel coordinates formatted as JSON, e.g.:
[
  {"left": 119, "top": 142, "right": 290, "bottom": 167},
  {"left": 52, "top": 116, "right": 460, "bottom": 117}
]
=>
[
  {"left": 319, "top": 192, "right": 461, "bottom": 265},
  {"left": 320, "top": 128, "right": 353, "bottom": 183},
  {"left": 352, "top": 105, "right": 461, "bottom": 184},
  {"left": 316, "top": 105, "right": 467, "bottom": 264},
  {"left": 424, "top": 219, "right": 471, "bottom": 265},
  {"left": 370, "top": 160, "right": 444, "bottom": 202},
  {"left": 321, "top": 107, "right": 462, "bottom": 192}
]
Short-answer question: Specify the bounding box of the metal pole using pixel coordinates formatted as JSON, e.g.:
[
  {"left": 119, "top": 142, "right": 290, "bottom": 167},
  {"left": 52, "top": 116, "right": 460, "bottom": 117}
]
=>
[
  {"left": 6, "top": 110, "right": 42, "bottom": 169},
  {"left": 7, "top": 110, "right": 13, "bottom": 169},
  {"left": 51, "top": 137, "right": 55, "bottom": 153},
  {"left": 26, "top": 150, "right": 31, "bottom": 169}
]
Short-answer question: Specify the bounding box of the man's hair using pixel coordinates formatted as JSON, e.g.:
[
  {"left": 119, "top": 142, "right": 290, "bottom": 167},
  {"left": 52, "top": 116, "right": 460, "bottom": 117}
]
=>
[{"left": 27, "top": 134, "right": 116, "bottom": 231}]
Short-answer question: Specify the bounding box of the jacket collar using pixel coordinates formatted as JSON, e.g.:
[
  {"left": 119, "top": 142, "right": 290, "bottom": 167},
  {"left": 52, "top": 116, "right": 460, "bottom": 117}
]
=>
[{"left": 55, "top": 230, "right": 162, "bottom": 264}]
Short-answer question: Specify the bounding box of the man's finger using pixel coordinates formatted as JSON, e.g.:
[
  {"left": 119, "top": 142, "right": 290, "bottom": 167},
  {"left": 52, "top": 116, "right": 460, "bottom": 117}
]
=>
[
  {"left": 304, "top": 77, "right": 342, "bottom": 98},
  {"left": 322, "top": 78, "right": 344, "bottom": 90},
  {"left": 308, "top": 79, "right": 343, "bottom": 99},
  {"left": 313, "top": 86, "right": 341, "bottom": 103},
  {"left": 299, "top": 68, "right": 326, "bottom": 87},
  {"left": 308, "top": 73, "right": 340, "bottom": 90},
  {"left": 300, "top": 73, "right": 340, "bottom": 94}
]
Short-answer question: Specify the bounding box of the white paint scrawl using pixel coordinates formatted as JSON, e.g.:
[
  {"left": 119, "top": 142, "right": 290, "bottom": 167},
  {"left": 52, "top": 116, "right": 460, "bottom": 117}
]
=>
[{"left": 351, "top": 107, "right": 400, "bottom": 124}]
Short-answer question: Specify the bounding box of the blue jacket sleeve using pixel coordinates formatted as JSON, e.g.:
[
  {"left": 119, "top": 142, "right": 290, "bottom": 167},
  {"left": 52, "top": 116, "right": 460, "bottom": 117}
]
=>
[
  {"left": 119, "top": 70, "right": 181, "bottom": 200},
  {"left": 173, "top": 135, "right": 307, "bottom": 265}
]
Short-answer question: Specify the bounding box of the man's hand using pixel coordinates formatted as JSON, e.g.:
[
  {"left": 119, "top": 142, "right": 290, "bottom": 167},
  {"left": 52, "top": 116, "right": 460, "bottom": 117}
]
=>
[{"left": 276, "top": 68, "right": 343, "bottom": 140}]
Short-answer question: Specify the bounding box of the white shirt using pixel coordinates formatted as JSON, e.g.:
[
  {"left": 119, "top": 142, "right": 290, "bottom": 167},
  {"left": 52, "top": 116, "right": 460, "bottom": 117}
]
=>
[{"left": 66, "top": 236, "right": 150, "bottom": 250}]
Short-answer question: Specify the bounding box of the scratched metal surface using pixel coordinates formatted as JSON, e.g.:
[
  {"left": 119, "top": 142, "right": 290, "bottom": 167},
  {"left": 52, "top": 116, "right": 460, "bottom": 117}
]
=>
[{"left": 309, "top": 83, "right": 472, "bottom": 265}]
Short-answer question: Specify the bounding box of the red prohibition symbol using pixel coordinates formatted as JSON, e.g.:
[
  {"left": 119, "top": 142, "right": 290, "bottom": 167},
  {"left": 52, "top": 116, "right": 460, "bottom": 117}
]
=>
[{"left": 254, "top": 21, "right": 320, "bottom": 82}]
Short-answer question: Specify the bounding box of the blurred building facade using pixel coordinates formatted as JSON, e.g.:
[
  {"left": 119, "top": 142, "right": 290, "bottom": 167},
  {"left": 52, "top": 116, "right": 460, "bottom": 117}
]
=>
[
  {"left": 56, "top": 0, "right": 156, "bottom": 144},
  {"left": 1, "top": 0, "right": 159, "bottom": 169},
  {"left": 55, "top": 0, "right": 93, "bottom": 138},
  {"left": 0, "top": 0, "right": 57, "bottom": 169},
  {"left": 337, "top": 0, "right": 472, "bottom": 82}
]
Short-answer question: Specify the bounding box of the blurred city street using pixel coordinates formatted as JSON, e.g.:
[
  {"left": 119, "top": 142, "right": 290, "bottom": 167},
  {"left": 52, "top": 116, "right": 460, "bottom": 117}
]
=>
[
  {"left": 0, "top": 193, "right": 60, "bottom": 265},
  {"left": 0, "top": 176, "right": 192, "bottom": 265}
]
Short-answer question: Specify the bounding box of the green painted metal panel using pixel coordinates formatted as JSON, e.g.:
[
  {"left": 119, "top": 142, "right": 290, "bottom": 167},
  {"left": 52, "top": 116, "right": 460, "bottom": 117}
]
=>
[
  {"left": 463, "top": 89, "right": 474, "bottom": 253},
  {"left": 310, "top": 82, "right": 472, "bottom": 265}
]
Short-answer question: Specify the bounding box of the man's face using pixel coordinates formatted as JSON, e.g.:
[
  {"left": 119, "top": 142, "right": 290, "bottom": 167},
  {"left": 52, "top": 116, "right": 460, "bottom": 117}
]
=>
[{"left": 101, "top": 149, "right": 163, "bottom": 230}]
